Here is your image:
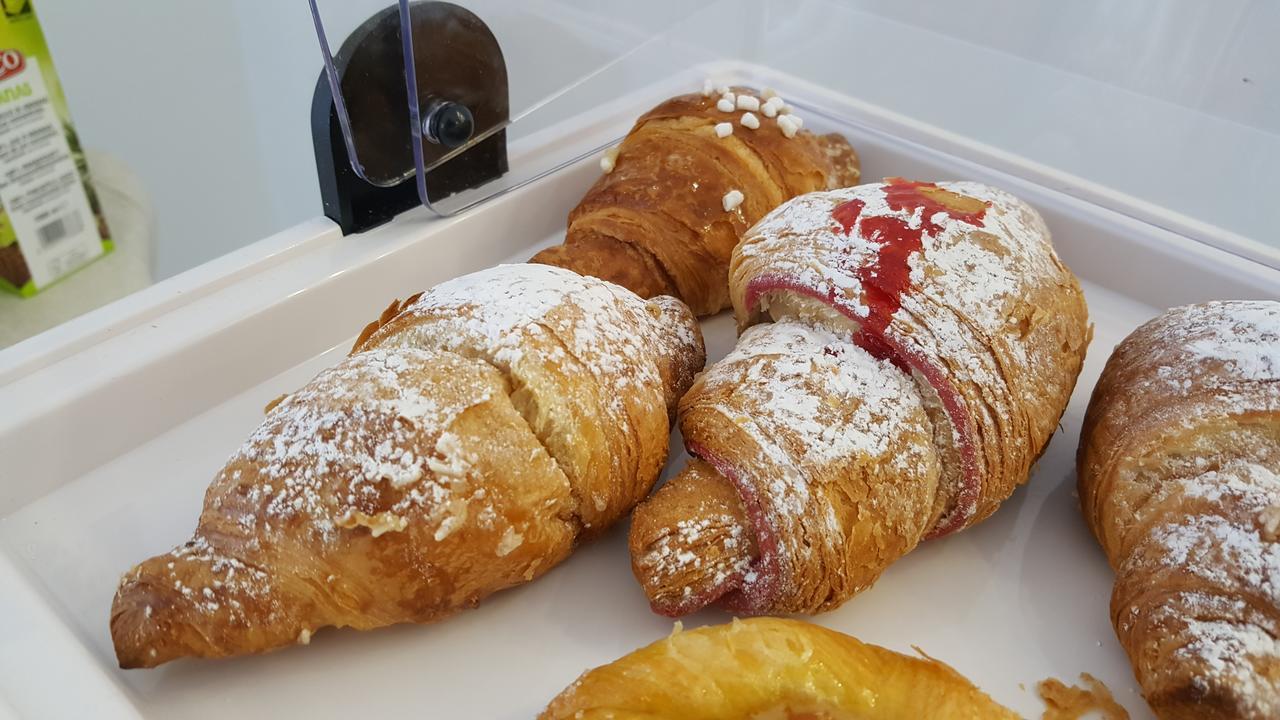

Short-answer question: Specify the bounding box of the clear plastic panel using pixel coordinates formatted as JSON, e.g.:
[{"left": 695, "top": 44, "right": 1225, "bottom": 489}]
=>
[
  {"left": 309, "top": 0, "right": 744, "bottom": 216},
  {"left": 746, "top": 0, "right": 1279, "bottom": 255},
  {"left": 308, "top": 0, "right": 1279, "bottom": 251}
]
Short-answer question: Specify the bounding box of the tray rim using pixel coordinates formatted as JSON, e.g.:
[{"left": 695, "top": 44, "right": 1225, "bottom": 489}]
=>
[{"left": 3, "top": 61, "right": 1277, "bottom": 385}]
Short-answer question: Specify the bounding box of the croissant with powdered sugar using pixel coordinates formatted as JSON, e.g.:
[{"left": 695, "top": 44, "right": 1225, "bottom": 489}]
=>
[
  {"left": 110, "top": 264, "right": 704, "bottom": 668},
  {"left": 1079, "top": 300, "right": 1280, "bottom": 720}
]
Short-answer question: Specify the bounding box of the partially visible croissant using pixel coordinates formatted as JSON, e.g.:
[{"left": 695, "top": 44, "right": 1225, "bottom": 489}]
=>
[
  {"left": 532, "top": 87, "right": 860, "bottom": 316},
  {"left": 110, "top": 264, "right": 704, "bottom": 668},
  {"left": 1078, "top": 301, "right": 1280, "bottom": 720},
  {"left": 540, "top": 617, "right": 1019, "bottom": 719},
  {"left": 630, "top": 180, "right": 1090, "bottom": 616}
]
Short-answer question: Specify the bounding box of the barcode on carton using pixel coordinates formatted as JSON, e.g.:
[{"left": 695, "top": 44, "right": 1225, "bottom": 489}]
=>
[{"left": 36, "top": 211, "right": 84, "bottom": 249}]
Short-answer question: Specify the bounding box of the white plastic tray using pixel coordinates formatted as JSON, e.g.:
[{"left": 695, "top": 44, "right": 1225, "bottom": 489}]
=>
[{"left": 1, "top": 65, "right": 1277, "bottom": 720}]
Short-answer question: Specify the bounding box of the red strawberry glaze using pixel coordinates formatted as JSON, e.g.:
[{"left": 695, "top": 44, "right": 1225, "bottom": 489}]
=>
[
  {"left": 742, "top": 180, "right": 991, "bottom": 539},
  {"left": 842, "top": 213, "right": 923, "bottom": 356},
  {"left": 844, "top": 179, "right": 988, "bottom": 352},
  {"left": 883, "top": 177, "right": 988, "bottom": 233},
  {"left": 831, "top": 198, "right": 863, "bottom": 235}
]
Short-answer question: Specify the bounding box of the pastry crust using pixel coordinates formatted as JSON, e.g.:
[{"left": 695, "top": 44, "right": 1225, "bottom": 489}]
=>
[
  {"left": 631, "top": 321, "right": 940, "bottom": 615},
  {"left": 532, "top": 88, "right": 860, "bottom": 316},
  {"left": 1078, "top": 300, "right": 1280, "bottom": 719},
  {"left": 630, "top": 181, "right": 1089, "bottom": 617},
  {"left": 734, "top": 180, "right": 1090, "bottom": 534},
  {"left": 540, "top": 617, "right": 1018, "bottom": 719},
  {"left": 110, "top": 265, "right": 704, "bottom": 668}
]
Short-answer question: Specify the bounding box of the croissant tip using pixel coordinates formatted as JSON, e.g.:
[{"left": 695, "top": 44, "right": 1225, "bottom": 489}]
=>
[
  {"left": 646, "top": 587, "right": 725, "bottom": 619},
  {"left": 1145, "top": 675, "right": 1265, "bottom": 720},
  {"left": 110, "top": 578, "right": 178, "bottom": 669},
  {"left": 116, "top": 652, "right": 148, "bottom": 671},
  {"left": 110, "top": 605, "right": 151, "bottom": 669}
]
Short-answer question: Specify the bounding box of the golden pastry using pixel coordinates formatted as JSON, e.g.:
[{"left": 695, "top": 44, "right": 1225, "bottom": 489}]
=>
[
  {"left": 541, "top": 617, "right": 1017, "bottom": 719},
  {"left": 1079, "top": 300, "right": 1280, "bottom": 719},
  {"left": 110, "top": 264, "right": 704, "bottom": 667},
  {"left": 532, "top": 87, "right": 859, "bottom": 316}
]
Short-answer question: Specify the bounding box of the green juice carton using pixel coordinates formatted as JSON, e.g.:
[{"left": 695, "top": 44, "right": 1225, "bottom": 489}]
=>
[{"left": 0, "top": 0, "right": 110, "bottom": 297}]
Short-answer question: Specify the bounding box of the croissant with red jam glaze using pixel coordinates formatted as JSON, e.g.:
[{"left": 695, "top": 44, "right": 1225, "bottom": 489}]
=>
[{"left": 630, "top": 179, "right": 1090, "bottom": 616}]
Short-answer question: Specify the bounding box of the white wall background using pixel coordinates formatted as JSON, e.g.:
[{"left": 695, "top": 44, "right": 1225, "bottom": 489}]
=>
[
  {"left": 30, "top": 0, "right": 1279, "bottom": 281},
  {"left": 31, "top": 0, "right": 700, "bottom": 278},
  {"left": 35, "top": 2, "right": 292, "bottom": 279}
]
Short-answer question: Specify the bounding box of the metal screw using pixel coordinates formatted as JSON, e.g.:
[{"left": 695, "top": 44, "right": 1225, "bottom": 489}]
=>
[{"left": 422, "top": 99, "right": 474, "bottom": 149}]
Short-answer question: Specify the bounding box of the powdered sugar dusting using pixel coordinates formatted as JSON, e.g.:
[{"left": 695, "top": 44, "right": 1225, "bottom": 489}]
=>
[
  {"left": 1128, "top": 603, "right": 1280, "bottom": 718},
  {"left": 1121, "top": 301, "right": 1280, "bottom": 434},
  {"left": 135, "top": 346, "right": 508, "bottom": 619},
  {"left": 692, "top": 321, "right": 936, "bottom": 602},
  {"left": 712, "top": 322, "right": 924, "bottom": 470},
  {"left": 366, "top": 264, "right": 673, "bottom": 422},
  {"left": 735, "top": 181, "right": 1083, "bottom": 536},
  {"left": 738, "top": 181, "right": 1058, "bottom": 381},
  {"left": 640, "top": 516, "right": 751, "bottom": 589},
  {"left": 136, "top": 535, "right": 274, "bottom": 625},
  {"left": 359, "top": 263, "right": 701, "bottom": 527},
  {"left": 234, "top": 347, "right": 494, "bottom": 545},
  {"left": 1174, "top": 301, "right": 1280, "bottom": 383},
  {"left": 1121, "top": 460, "right": 1280, "bottom": 714},
  {"left": 1180, "top": 618, "right": 1280, "bottom": 710}
]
